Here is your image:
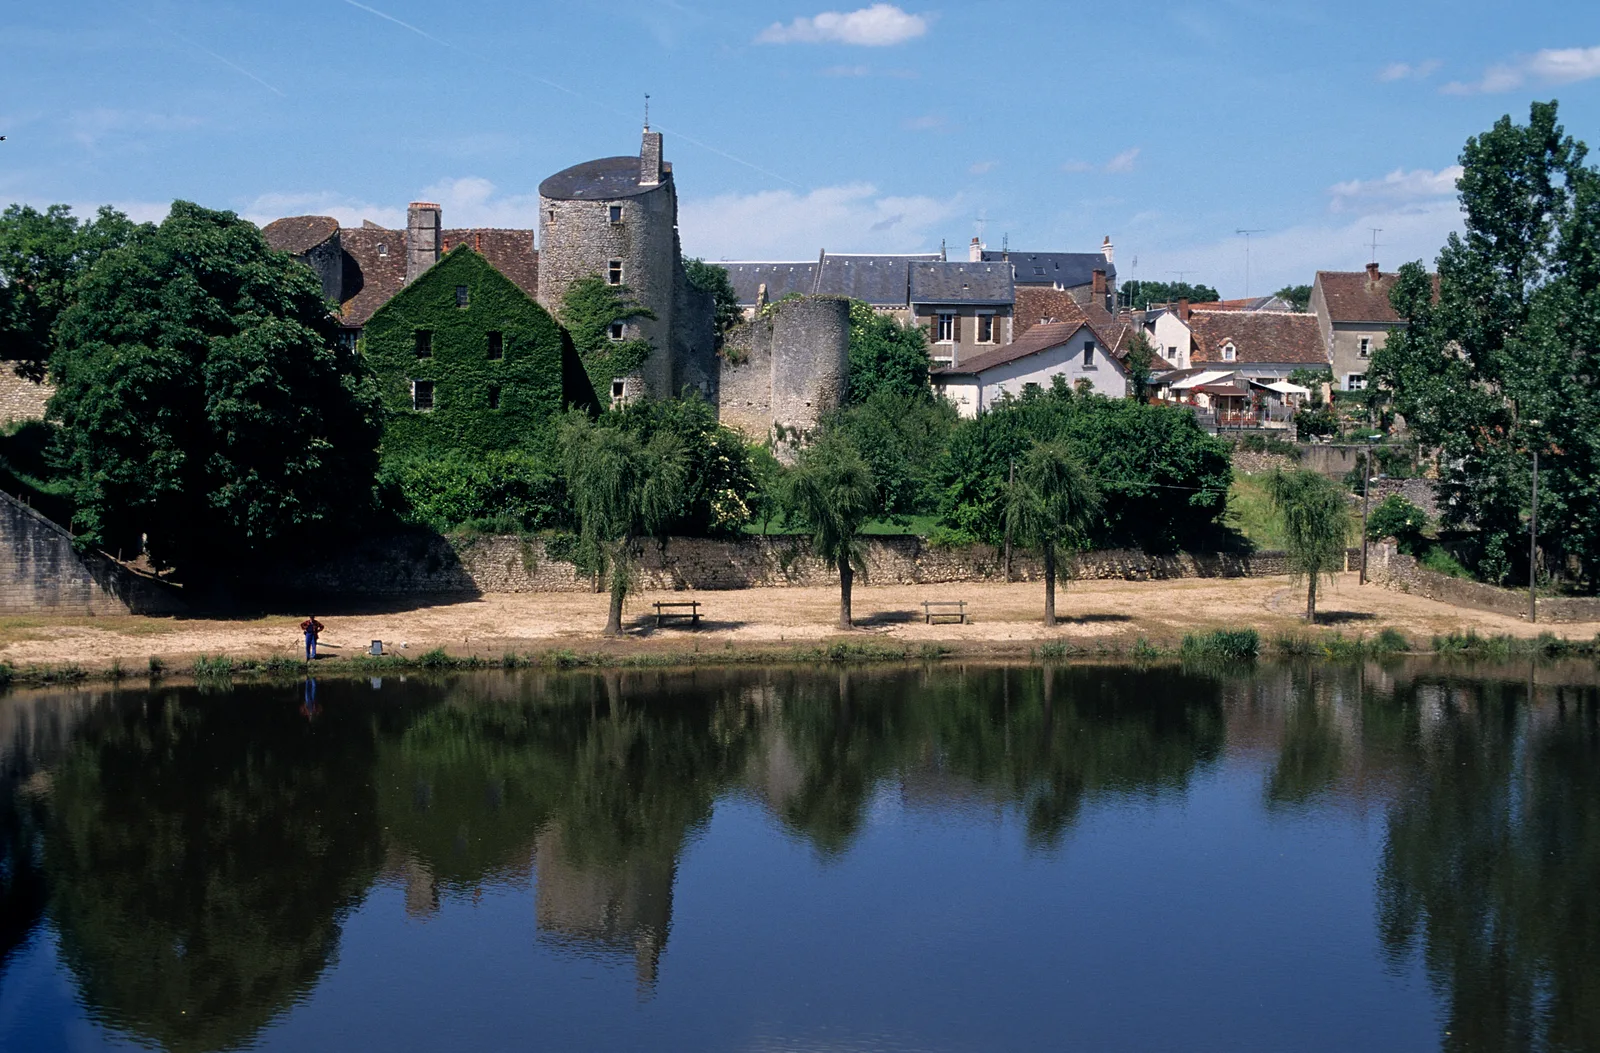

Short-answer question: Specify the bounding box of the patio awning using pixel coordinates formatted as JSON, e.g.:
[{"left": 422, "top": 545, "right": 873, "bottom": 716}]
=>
[
  {"left": 1168, "top": 370, "right": 1235, "bottom": 391},
  {"left": 1258, "top": 380, "right": 1311, "bottom": 396}
]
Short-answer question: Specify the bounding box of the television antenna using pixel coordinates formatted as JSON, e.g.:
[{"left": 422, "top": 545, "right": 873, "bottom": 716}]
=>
[
  {"left": 1236, "top": 228, "right": 1265, "bottom": 298},
  {"left": 1368, "top": 227, "right": 1383, "bottom": 265}
]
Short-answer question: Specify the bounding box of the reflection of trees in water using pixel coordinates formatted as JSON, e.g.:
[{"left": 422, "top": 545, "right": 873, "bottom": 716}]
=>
[
  {"left": 1377, "top": 676, "right": 1600, "bottom": 1053},
  {"left": 768, "top": 665, "right": 1227, "bottom": 853},
  {"left": 40, "top": 682, "right": 414, "bottom": 1053}
]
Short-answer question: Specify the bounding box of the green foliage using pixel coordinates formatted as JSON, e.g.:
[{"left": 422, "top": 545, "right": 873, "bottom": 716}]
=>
[
  {"left": 938, "top": 382, "right": 1232, "bottom": 551},
  {"left": 1006, "top": 441, "right": 1100, "bottom": 624},
  {"left": 1367, "top": 494, "right": 1429, "bottom": 552},
  {"left": 823, "top": 389, "right": 957, "bottom": 516},
  {"left": 1288, "top": 368, "right": 1333, "bottom": 404},
  {"left": 683, "top": 258, "right": 741, "bottom": 336},
  {"left": 1180, "top": 628, "right": 1260, "bottom": 661},
  {"left": 1121, "top": 279, "right": 1221, "bottom": 310},
  {"left": 0, "top": 420, "right": 75, "bottom": 525},
  {"left": 785, "top": 431, "right": 879, "bottom": 626},
  {"left": 366, "top": 247, "right": 591, "bottom": 461},
  {"left": 1295, "top": 402, "right": 1339, "bottom": 440},
  {"left": 48, "top": 201, "right": 384, "bottom": 583},
  {"left": 1369, "top": 100, "right": 1600, "bottom": 589},
  {"left": 1421, "top": 545, "right": 1473, "bottom": 578},
  {"left": 1275, "top": 284, "right": 1313, "bottom": 312},
  {"left": 0, "top": 203, "right": 143, "bottom": 380},
  {"left": 560, "top": 411, "right": 689, "bottom": 634},
  {"left": 560, "top": 274, "right": 655, "bottom": 393},
  {"left": 1266, "top": 468, "right": 1351, "bottom": 621},
  {"left": 747, "top": 443, "right": 787, "bottom": 535},
  {"left": 1234, "top": 433, "right": 1300, "bottom": 458},
  {"left": 601, "top": 396, "right": 759, "bottom": 537},
  {"left": 381, "top": 448, "right": 568, "bottom": 533},
  {"left": 1123, "top": 330, "right": 1156, "bottom": 400},
  {"left": 845, "top": 299, "right": 931, "bottom": 403}
]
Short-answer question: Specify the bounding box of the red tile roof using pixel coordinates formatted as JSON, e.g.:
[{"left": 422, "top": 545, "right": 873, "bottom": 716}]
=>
[
  {"left": 334, "top": 226, "right": 408, "bottom": 327},
  {"left": 261, "top": 215, "right": 339, "bottom": 255},
  {"left": 934, "top": 320, "right": 1103, "bottom": 375},
  {"left": 1187, "top": 310, "right": 1327, "bottom": 366},
  {"left": 1314, "top": 269, "right": 1403, "bottom": 323}
]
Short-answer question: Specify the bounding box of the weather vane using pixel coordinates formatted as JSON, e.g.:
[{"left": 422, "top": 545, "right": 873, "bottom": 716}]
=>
[{"left": 644, "top": 94, "right": 650, "bottom": 130}]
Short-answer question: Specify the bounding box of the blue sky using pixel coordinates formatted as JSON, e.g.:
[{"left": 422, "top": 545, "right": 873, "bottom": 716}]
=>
[{"left": 3, "top": 0, "right": 1599, "bottom": 296}]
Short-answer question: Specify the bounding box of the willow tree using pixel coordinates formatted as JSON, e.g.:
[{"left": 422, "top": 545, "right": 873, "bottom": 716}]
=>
[
  {"left": 1267, "top": 468, "right": 1350, "bottom": 622},
  {"left": 786, "top": 434, "right": 879, "bottom": 629},
  {"left": 560, "top": 414, "right": 688, "bottom": 636},
  {"left": 1006, "top": 441, "right": 1101, "bottom": 625}
]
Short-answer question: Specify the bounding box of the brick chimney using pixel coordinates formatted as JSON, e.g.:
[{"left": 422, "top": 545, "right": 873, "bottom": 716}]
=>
[
  {"left": 405, "top": 202, "right": 441, "bottom": 284},
  {"left": 640, "top": 129, "right": 664, "bottom": 187},
  {"left": 1178, "top": 297, "right": 1191, "bottom": 322},
  {"left": 1101, "top": 235, "right": 1114, "bottom": 264},
  {"left": 968, "top": 237, "right": 982, "bottom": 263},
  {"left": 1366, "top": 261, "right": 1381, "bottom": 282},
  {"left": 1092, "top": 268, "right": 1106, "bottom": 296}
]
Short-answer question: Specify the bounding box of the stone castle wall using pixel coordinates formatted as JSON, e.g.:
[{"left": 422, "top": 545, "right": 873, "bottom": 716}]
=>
[
  {"left": 717, "top": 317, "right": 776, "bottom": 440},
  {"left": 0, "top": 371, "right": 52, "bottom": 426},
  {"left": 770, "top": 296, "right": 850, "bottom": 437},
  {"left": 0, "top": 491, "right": 184, "bottom": 615},
  {"left": 1368, "top": 541, "right": 1600, "bottom": 624}
]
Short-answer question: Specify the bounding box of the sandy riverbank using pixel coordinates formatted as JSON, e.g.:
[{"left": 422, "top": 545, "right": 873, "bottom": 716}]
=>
[{"left": 0, "top": 573, "right": 1592, "bottom": 672}]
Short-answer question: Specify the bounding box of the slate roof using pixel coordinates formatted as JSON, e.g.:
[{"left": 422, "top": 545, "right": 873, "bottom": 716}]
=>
[
  {"left": 539, "top": 155, "right": 667, "bottom": 201},
  {"left": 909, "top": 261, "right": 1014, "bottom": 305},
  {"left": 982, "top": 250, "right": 1115, "bottom": 288},
  {"left": 262, "top": 214, "right": 339, "bottom": 255},
  {"left": 934, "top": 321, "right": 1087, "bottom": 375},
  {"left": 1187, "top": 310, "right": 1327, "bottom": 366},
  {"left": 816, "top": 253, "right": 940, "bottom": 305},
  {"left": 1314, "top": 269, "right": 1404, "bottom": 323},
  {"left": 720, "top": 262, "right": 820, "bottom": 306}
]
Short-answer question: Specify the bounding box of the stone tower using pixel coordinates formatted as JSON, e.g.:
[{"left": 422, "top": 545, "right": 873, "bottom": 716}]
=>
[
  {"left": 538, "top": 130, "right": 682, "bottom": 400},
  {"left": 405, "top": 202, "right": 441, "bottom": 284}
]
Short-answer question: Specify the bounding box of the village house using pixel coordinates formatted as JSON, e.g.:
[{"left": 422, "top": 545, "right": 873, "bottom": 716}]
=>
[
  {"left": 1157, "top": 309, "right": 1325, "bottom": 427},
  {"left": 931, "top": 317, "right": 1132, "bottom": 418},
  {"left": 909, "top": 259, "right": 1015, "bottom": 367},
  {"left": 1309, "top": 263, "right": 1406, "bottom": 391}
]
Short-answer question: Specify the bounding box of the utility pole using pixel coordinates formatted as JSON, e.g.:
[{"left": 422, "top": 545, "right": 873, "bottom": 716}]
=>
[
  {"left": 1359, "top": 438, "right": 1373, "bottom": 585},
  {"left": 1236, "top": 229, "right": 1264, "bottom": 298},
  {"left": 1530, "top": 447, "right": 1539, "bottom": 623},
  {"left": 1003, "top": 458, "right": 1015, "bottom": 580}
]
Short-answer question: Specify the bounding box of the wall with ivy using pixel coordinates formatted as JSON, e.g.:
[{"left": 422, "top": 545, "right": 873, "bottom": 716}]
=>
[{"left": 364, "top": 246, "right": 599, "bottom": 459}]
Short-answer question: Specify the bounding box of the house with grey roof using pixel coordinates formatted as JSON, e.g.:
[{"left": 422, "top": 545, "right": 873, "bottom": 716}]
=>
[
  {"left": 932, "top": 319, "right": 1130, "bottom": 417},
  {"left": 910, "top": 260, "right": 1015, "bottom": 366}
]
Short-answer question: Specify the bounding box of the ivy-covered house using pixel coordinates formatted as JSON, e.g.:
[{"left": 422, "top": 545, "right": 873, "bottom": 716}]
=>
[{"left": 363, "top": 246, "right": 599, "bottom": 457}]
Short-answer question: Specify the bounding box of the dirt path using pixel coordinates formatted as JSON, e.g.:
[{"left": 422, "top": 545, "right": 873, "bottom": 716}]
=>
[{"left": 0, "top": 573, "right": 1590, "bottom": 670}]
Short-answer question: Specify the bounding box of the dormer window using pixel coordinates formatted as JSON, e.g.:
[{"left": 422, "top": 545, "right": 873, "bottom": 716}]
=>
[{"left": 1222, "top": 342, "right": 1236, "bottom": 362}]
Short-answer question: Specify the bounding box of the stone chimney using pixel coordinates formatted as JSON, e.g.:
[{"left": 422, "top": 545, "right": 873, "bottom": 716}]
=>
[
  {"left": 1178, "top": 297, "right": 1191, "bottom": 322},
  {"left": 640, "top": 130, "right": 664, "bottom": 187},
  {"left": 1092, "top": 268, "right": 1107, "bottom": 297},
  {"left": 1101, "top": 235, "right": 1115, "bottom": 264},
  {"left": 968, "top": 237, "right": 982, "bottom": 262},
  {"left": 1366, "top": 261, "right": 1381, "bottom": 282},
  {"left": 405, "top": 202, "right": 441, "bottom": 284}
]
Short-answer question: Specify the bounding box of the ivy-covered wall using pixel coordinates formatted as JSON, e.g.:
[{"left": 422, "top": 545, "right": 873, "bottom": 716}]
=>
[{"left": 364, "top": 246, "right": 599, "bottom": 459}]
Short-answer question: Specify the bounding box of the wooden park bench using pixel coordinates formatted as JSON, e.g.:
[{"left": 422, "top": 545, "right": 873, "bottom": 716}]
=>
[
  {"left": 922, "top": 600, "right": 968, "bottom": 625},
  {"left": 653, "top": 601, "right": 702, "bottom": 628}
]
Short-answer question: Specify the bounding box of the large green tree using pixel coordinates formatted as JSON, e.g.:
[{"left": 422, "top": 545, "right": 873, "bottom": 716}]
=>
[
  {"left": 785, "top": 433, "right": 879, "bottom": 629},
  {"left": 0, "top": 203, "right": 141, "bottom": 379},
  {"left": 683, "top": 258, "right": 741, "bottom": 338},
  {"left": 845, "top": 299, "right": 931, "bottom": 403},
  {"left": 48, "top": 201, "right": 383, "bottom": 583},
  {"left": 1005, "top": 441, "right": 1101, "bottom": 625},
  {"left": 1370, "top": 100, "right": 1600, "bottom": 587},
  {"left": 560, "top": 412, "right": 688, "bottom": 635},
  {"left": 1266, "top": 468, "right": 1350, "bottom": 622},
  {"left": 1121, "top": 280, "right": 1221, "bottom": 310}
]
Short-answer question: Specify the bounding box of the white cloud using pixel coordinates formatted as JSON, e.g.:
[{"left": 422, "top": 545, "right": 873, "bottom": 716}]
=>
[
  {"left": 1061, "top": 149, "right": 1140, "bottom": 175},
  {"left": 678, "top": 183, "right": 959, "bottom": 259},
  {"left": 756, "top": 4, "right": 928, "bottom": 46},
  {"left": 820, "top": 64, "right": 871, "bottom": 76},
  {"left": 240, "top": 191, "right": 404, "bottom": 229},
  {"left": 1329, "top": 166, "right": 1462, "bottom": 213},
  {"left": 1443, "top": 44, "right": 1600, "bottom": 94},
  {"left": 240, "top": 177, "right": 548, "bottom": 230},
  {"left": 1378, "top": 59, "right": 1440, "bottom": 82},
  {"left": 968, "top": 160, "right": 998, "bottom": 175},
  {"left": 1104, "top": 148, "right": 1140, "bottom": 174},
  {"left": 68, "top": 109, "right": 204, "bottom": 147},
  {"left": 902, "top": 114, "right": 947, "bottom": 131}
]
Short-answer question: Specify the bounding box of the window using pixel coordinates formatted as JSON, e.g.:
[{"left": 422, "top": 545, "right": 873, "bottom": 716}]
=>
[
  {"left": 607, "top": 259, "right": 623, "bottom": 285},
  {"left": 1221, "top": 342, "right": 1236, "bottom": 362},
  {"left": 411, "top": 380, "right": 434, "bottom": 411},
  {"left": 1359, "top": 337, "right": 1371, "bottom": 358},
  {"left": 608, "top": 205, "right": 623, "bottom": 223},
  {"left": 487, "top": 331, "right": 503, "bottom": 360},
  {"left": 1167, "top": 345, "right": 1177, "bottom": 358},
  {"left": 487, "top": 385, "right": 501, "bottom": 410},
  {"left": 456, "top": 285, "right": 469, "bottom": 307},
  {"left": 414, "top": 330, "right": 432, "bottom": 358},
  {"left": 377, "top": 242, "right": 389, "bottom": 257},
  {"left": 1347, "top": 373, "right": 1368, "bottom": 391},
  {"left": 609, "top": 322, "right": 625, "bottom": 341},
  {"left": 1082, "top": 342, "right": 1096, "bottom": 367},
  {"left": 977, "top": 314, "right": 995, "bottom": 343},
  {"left": 610, "top": 379, "right": 626, "bottom": 401},
  {"left": 937, "top": 313, "right": 955, "bottom": 343},
  {"left": 547, "top": 209, "right": 555, "bottom": 224},
  {"left": 338, "top": 329, "right": 360, "bottom": 351}
]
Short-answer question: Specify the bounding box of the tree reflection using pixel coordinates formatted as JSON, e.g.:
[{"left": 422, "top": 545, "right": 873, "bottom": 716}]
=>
[
  {"left": 1377, "top": 677, "right": 1600, "bottom": 1053},
  {"left": 42, "top": 683, "right": 406, "bottom": 1053}
]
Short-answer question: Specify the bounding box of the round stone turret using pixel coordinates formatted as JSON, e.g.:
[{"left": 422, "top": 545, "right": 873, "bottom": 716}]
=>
[
  {"left": 538, "top": 131, "right": 680, "bottom": 398},
  {"left": 770, "top": 296, "right": 850, "bottom": 435}
]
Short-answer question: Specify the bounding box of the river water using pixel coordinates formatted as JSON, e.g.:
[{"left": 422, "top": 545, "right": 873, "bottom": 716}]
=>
[{"left": 0, "top": 661, "right": 1595, "bottom": 1052}]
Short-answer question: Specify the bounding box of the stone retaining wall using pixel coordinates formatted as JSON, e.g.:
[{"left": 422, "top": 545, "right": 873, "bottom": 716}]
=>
[
  {"left": 1369, "top": 542, "right": 1600, "bottom": 624},
  {"left": 0, "top": 492, "right": 184, "bottom": 615},
  {"left": 0, "top": 371, "right": 52, "bottom": 426},
  {"left": 277, "top": 532, "right": 1344, "bottom": 598}
]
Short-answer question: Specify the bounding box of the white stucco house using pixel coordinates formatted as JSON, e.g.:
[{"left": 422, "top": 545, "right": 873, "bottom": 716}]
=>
[{"left": 931, "top": 320, "right": 1130, "bottom": 418}]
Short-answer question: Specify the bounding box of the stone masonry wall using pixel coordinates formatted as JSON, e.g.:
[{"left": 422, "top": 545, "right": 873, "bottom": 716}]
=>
[
  {"left": 1368, "top": 541, "right": 1600, "bottom": 624},
  {"left": 0, "top": 491, "right": 184, "bottom": 615},
  {"left": 0, "top": 371, "right": 52, "bottom": 426},
  {"left": 717, "top": 317, "right": 775, "bottom": 441},
  {"left": 279, "top": 532, "right": 1332, "bottom": 599}
]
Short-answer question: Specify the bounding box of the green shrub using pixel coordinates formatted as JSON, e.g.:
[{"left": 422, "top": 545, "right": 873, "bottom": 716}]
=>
[
  {"left": 1421, "top": 545, "right": 1473, "bottom": 579},
  {"left": 1367, "top": 495, "right": 1429, "bottom": 552},
  {"left": 1271, "top": 633, "right": 1320, "bottom": 657},
  {"left": 1035, "top": 639, "right": 1076, "bottom": 660},
  {"left": 192, "top": 655, "right": 234, "bottom": 678},
  {"left": 382, "top": 448, "right": 568, "bottom": 534},
  {"left": 147, "top": 656, "right": 165, "bottom": 676},
  {"left": 417, "top": 648, "right": 452, "bottom": 669},
  {"left": 1131, "top": 636, "right": 1163, "bottom": 659},
  {"left": 1373, "top": 627, "right": 1411, "bottom": 653},
  {"left": 1181, "top": 628, "right": 1260, "bottom": 661}
]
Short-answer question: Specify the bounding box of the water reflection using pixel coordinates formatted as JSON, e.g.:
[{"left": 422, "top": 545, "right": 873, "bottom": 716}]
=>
[{"left": 0, "top": 661, "right": 1596, "bottom": 1052}]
